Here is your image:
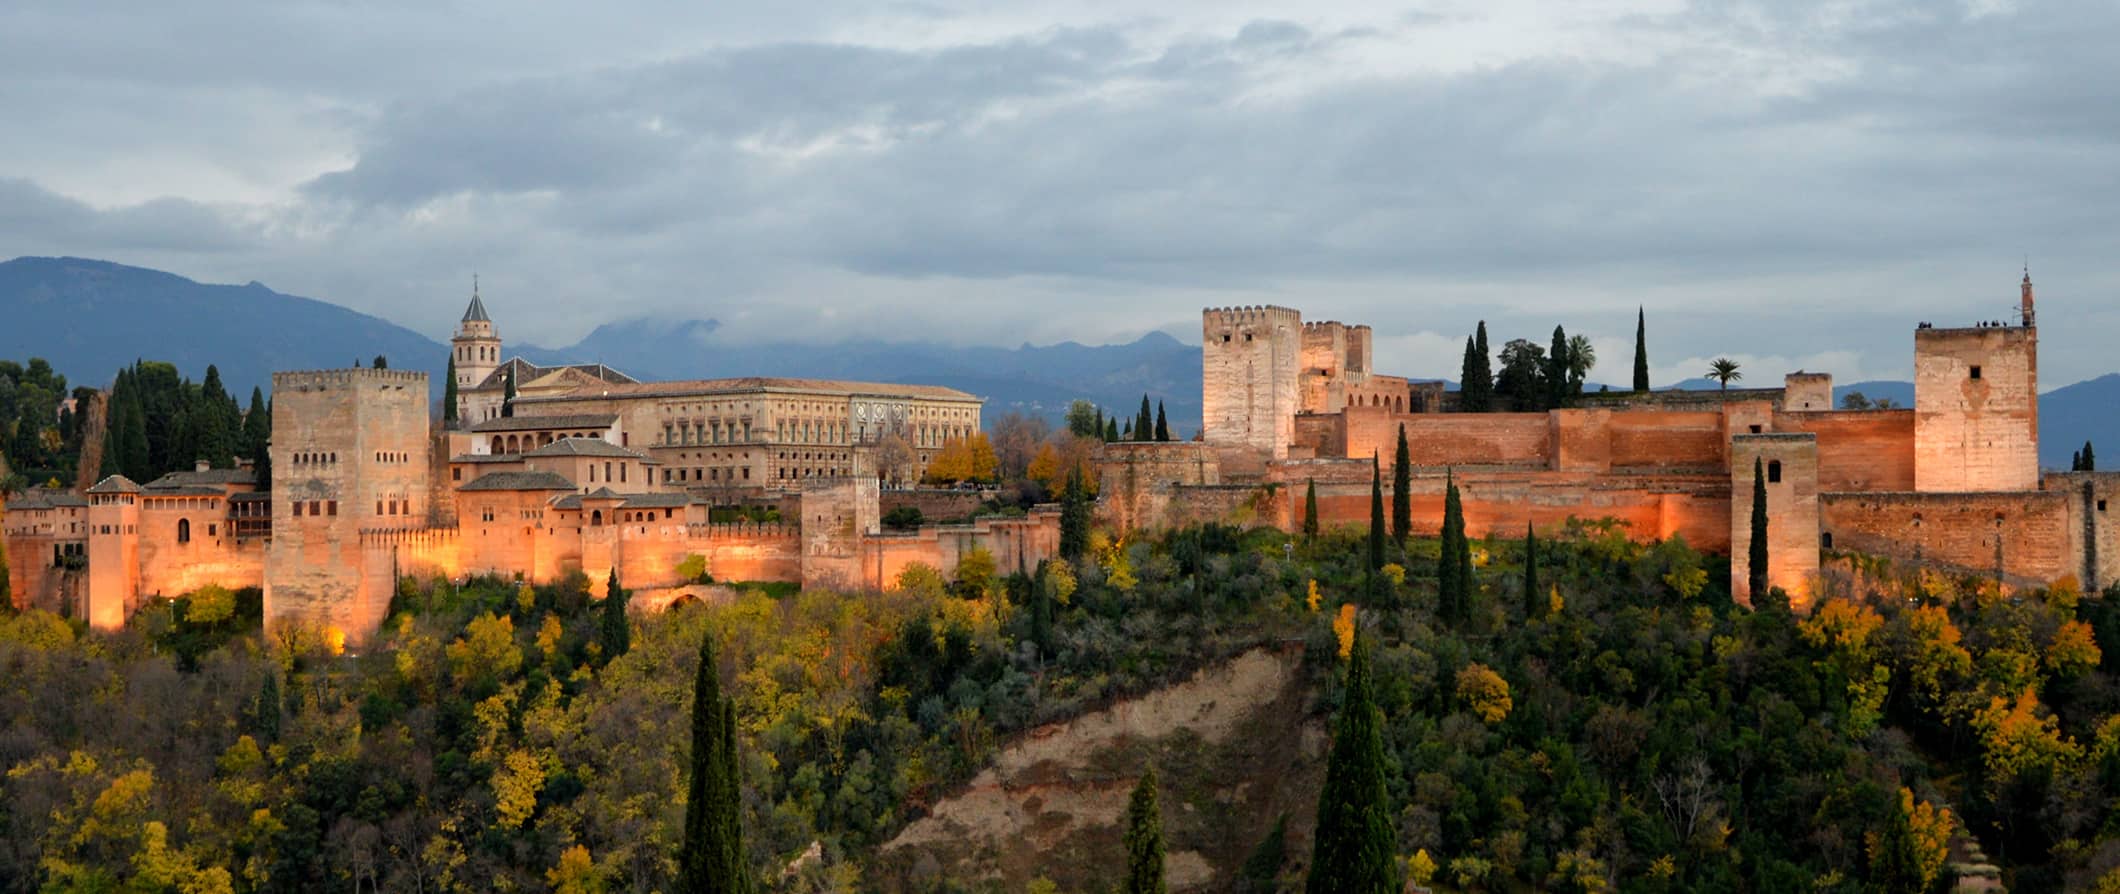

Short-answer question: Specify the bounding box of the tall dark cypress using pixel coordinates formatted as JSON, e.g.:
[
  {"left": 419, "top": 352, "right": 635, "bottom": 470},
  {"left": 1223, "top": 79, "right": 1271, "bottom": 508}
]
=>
[
  {"left": 601, "top": 569, "right": 631, "bottom": 660},
  {"left": 253, "top": 398, "right": 273, "bottom": 490},
  {"left": 501, "top": 370, "right": 517, "bottom": 418},
  {"left": 1060, "top": 466, "right": 1091, "bottom": 561},
  {"left": 1137, "top": 395, "right": 1154, "bottom": 442},
  {"left": 1391, "top": 425, "right": 1411, "bottom": 547},
  {"left": 1472, "top": 322, "right": 1493, "bottom": 411},
  {"left": 1305, "top": 633, "right": 1398, "bottom": 893},
  {"left": 1436, "top": 470, "right": 1460, "bottom": 622},
  {"left": 1367, "top": 457, "right": 1386, "bottom": 599},
  {"left": 1749, "top": 457, "right": 1769, "bottom": 600},
  {"left": 1123, "top": 767, "right": 1167, "bottom": 894},
  {"left": 1458, "top": 336, "right": 1480, "bottom": 412},
  {"left": 1457, "top": 478, "right": 1475, "bottom": 615},
  {"left": 1545, "top": 325, "right": 1571, "bottom": 410},
  {"left": 1522, "top": 522, "right": 1540, "bottom": 620},
  {"left": 1303, "top": 479, "right": 1319, "bottom": 539},
  {"left": 1029, "top": 561, "right": 1055, "bottom": 658},
  {"left": 254, "top": 671, "right": 281, "bottom": 743},
  {"left": 242, "top": 387, "right": 270, "bottom": 463},
  {"left": 1154, "top": 402, "right": 1170, "bottom": 442},
  {"left": 443, "top": 356, "right": 460, "bottom": 427},
  {"left": 679, "top": 634, "right": 748, "bottom": 894},
  {"left": 1632, "top": 306, "right": 1651, "bottom": 393},
  {"left": 2083, "top": 441, "right": 2097, "bottom": 472},
  {"left": 1105, "top": 417, "right": 1119, "bottom": 443}
]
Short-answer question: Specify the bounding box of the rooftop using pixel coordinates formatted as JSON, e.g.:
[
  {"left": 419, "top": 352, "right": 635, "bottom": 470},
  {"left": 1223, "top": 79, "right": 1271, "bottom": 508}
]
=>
[
  {"left": 523, "top": 437, "right": 654, "bottom": 460},
  {"left": 146, "top": 468, "right": 256, "bottom": 489},
  {"left": 515, "top": 376, "right": 981, "bottom": 403},
  {"left": 6, "top": 488, "right": 88, "bottom": 509},
  {"left": 468, "top": 413, "right": 619, "bottom": 433},
  {"left": 457, "top": 471, "right": 579, "bottom": 492},
  {"left": 86, "top": 475, "right": 143, "bottom": 495}
]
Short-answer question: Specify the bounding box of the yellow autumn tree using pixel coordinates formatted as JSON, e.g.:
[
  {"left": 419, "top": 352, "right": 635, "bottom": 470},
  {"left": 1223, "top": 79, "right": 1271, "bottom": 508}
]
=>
[
  {"left": 2047, "top": 619, "right": 2102, "bottom": 679},
  {"left": 1971, "top": 688, "right": 2083, "bottom": 782},
  {"left": 492, "top": 748, "right": 547, "bottom": 830},
  {"left": 1457, "top": 663, "right": 1513, "bottom": 725},
  {"left": 923, "top": 433, "right": 1000, "bottom": 484},
  {"left": 185, "top": 584, "right": 236, "bottom": 625},
  {"left": 548, "top": 845, "right": 607, "bottom": 894},
  {"left": 447, "top": 613, "right": 522, "bottom": 685},
  {"left": 1866, "top": 787, "right": 1955, "bottom": 894},
  {"left": 1899, "top": 605, "right": 1972, "bottom": 703},
  {"left": 1306, "top": 579, "right": 1322, "bottom": 612},
  {"left": 1334, "top": 603, "right": 1357, "bottom": 659}
]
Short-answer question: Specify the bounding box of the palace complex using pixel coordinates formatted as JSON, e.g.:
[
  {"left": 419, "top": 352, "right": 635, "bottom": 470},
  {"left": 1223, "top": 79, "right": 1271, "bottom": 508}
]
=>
[
  {"left": 6, "top": 273, "right": 2113, "bottom": 641},
  {"left": 4, "top": 293, "right": 1055, "bottom": 647},
  {"left": 1098, "top": 273, "right": 2118, "bottom": 611}
]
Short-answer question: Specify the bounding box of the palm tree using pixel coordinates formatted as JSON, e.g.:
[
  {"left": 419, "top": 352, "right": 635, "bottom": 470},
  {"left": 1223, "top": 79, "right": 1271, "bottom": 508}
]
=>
[
  {"left": 1707, "top": 358, "right": 1743, "bottom": 391},
  {"left": 1565, "top": 334, "right": 1596, "bottom": 388}
]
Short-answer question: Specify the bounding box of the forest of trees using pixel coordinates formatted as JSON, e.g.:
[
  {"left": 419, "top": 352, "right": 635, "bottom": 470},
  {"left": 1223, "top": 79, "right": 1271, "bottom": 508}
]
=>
[
  {"left": 2, "top": 499, "right": 2117, "bottom": 891},
  {"left": 0, "top": 358, "right": 100, "bottom": 488},
  {"left": 0, "top": 357, "right": 268, "bottom": 492}
]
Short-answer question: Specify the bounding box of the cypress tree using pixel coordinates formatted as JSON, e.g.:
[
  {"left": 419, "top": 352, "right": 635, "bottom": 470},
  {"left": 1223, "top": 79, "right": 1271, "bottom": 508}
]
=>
[
  {"left": 1545, "top": 325, "right": 1571, "bottom": 410},
  {"left": 1105, "top": 417, "right": 1120, "bottom": 443},
  {"left": 1367, "top": 457, "right": 1385, "bottom": 599},
  {"left": 254, "top": 671, "right": 281, "bottom": 743},
  {"left": 243, "top": 387, "right": 270, "bottom": 463},
  {"left": 0, "top": 528, "right": 11, "bottom": 611},
  {"left": 1436, "top": 470, "right": 1460, "bottom": 622},
  {"left": 1095, "top": 408, "right": 1106, "bottom": 441},
  {"left": 1123, "top": 767, "right": 1167, "bottom": 894},
  {"left": 372, "top": 355, "right": 388, "bottom": 370},
  {"left": 1457, "top": 479, "right": 1475, "bottom": 614},
  {"left": 1749, "top": 457, "right": 1769, "bottom": 600},
  {"left": 1302, "top": 479, "right": 1319, "bottom": 539},
  {"left": 254, "top": 399, "right": 273, "bottom": 491},
  {"left": 501, "top": 371, "right": 517, "bottom": 418},
  {"left": 679, "top": 634, "right": 748, "bottom": 894},
  {"left": 1391, "top": 425, "right": 1411, "bottom": 547},
  {"left": 1632, "top": 306, "right": 1651, "bottom": 393},
  {"left": 443, "top": 356, "right": 460, "bottom": 427},
  {"left": 199, "top": 365, "right": 236, "bottom": 468},
  {"left": 1123, "top": 420, "right": 1133, "bottom": 440},
  {"left": 601, "top": 569, "right": 631, "bottom": 660},
  {"left": 1239, "top": 815, "right": 1289, "bottom": 892},
  {"left": 1472, "top": 322, "right": 1493, "bottom": 410},
  {"left": 1522, "top": 522, "right": 1540, "bottom": 620},
  {"left": 1137, "top": 394, "right": 1154, "bottom": 443},
  {"left": 1030, "top": 561, "right": 1054, "bottom": 659},
  {"left": 1459, "top": 336, "right": 1480, "bottom": 412},
  {"left": 1060, "top": 466, "right": 1091, "bottom": 561},
  {"left": 1154, "top": 402, "right": 1170, "bottom": 442},
  {"left": 2083, "top": 441, "right": 2096, "bottom": 472},
  {"left": 2073, "top": 450, "right": 2083, "bottom": 472},
  {"left": 1305, "top": 633, "right": 1398, "bottom": 894}
]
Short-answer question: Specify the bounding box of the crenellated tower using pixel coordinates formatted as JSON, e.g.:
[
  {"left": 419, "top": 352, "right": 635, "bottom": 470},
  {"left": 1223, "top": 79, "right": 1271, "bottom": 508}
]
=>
[
  {"left": 452, "top": 277, "right": 500, "bottom": 424},
  {"left": 1202, "top": 305, "right": 1302, "bottom": 458},
  {"left": 1912, "top": 274, "right": 2040, "bottom": 493}
]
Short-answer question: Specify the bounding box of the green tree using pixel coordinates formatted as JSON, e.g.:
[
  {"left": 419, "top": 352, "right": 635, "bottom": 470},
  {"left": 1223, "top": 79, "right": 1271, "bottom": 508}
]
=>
[
  {"left": 372, "top": 355, "right": 388, "bottom": 370},
  {"left": 1060, "top": 465, "right": 1092, "bottom": 561},
  {"left": 1494, "top": 338, "right": 1547, "bottom": 412},
  {"left": 253, "top": 671, "right": 281, "bottom": 743},
  {"left": 1544, "top": 325, "right": 1572, "bottom": 409},
  {"left": 1749, "top": 457, "right": 1769, "bottom": 599},
  {"left": 1367, "top": 457, "right": 1386, "bottom": 601},
  {"left": 600, "top": 569, "right": 631, "bottom": 661},
  {"left": 1303, "top": 479, "right": 1319, "bottom": 539},
  {"left": 197, "top": 364, "right": 237, "bottom": 468},
  {"left": 1633, "top": 306, "right": 1650, "bottom": 392},
  {"left": 1029, "top": 560, "right": 1055, "bottom": 658},
  {"left": 1459, "top": 322, "right": 1494, "bottom": 412},
  {"left": 1123, "top": 767, "right": 1167, "bottom": 894},
  {"left": 0, "top": 521, "right": 10, "bottom": 607},
  {"left": 1066, "top": 400, "right": 1100, "bottom": 438},
  {"left": 501, "top": 370, "right": 518, "bottom": 418},
  {"left": 679, "top": 634, "right": 748, "bottom": 894},
  {"left": 1154, "top": 402, "right": 1170, "bottom": 442},
  {"left": 1105, "top": 417, "right": 1119, "bottom": 443},
  {"left": 1136, "top": 395, "right": 1154, "bottom": 443},
  {"left": 1239, "top": 815, "right": 1288, "bottom": 892},
  {"left": 1391, "top": 425, "right": 1411, "bottom": 548},
  {"left": 2081, "top": 440, "right": 2096, "bottom": 472},
  {"left": 1306, "top": 633, "right": 1398, "bottom": 894},
  {"left": 242, "top": 387, "right": 270, "bottom": 464},
  {"left": 444, "top": 356, "right": 460, "bottom": 427},
  {"left": 1708, "top": 358, "right": 1743, "bottom": 391},
  {"left": 1566, "top": 333, "right": 1595, "bottom": 396},
  {"left": 1522, "top": 522, "right": 1540, "bottom": 621},
  {"left": 1437, "top": 470, "right": 1462, "bottom": 623}
]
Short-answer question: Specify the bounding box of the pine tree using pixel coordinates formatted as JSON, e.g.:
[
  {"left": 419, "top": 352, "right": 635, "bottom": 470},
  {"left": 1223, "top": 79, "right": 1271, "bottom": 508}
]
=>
[
  {"left": 1029, "top": 561, "right": 1055, "bottom": 658},
  {"left": 1060, "top": 466, "right": 1091, "bottom": 561},
  {"left": 254, "top": 672, "right": 281, "bottom": 743},
  {"left": 1123, "top": 420, "right": 1133, "bottom": 440},
  {"left": 444, "top": 356, "right": 460, "bottom": 427},
  {"left": 1522, "top": 522, "right": 1540, "bottom": 621},
  {"left": 1123, "top": 767, "right": 1167, "bottom": 894},
  {"left": 1306, "top": 633, "right": 1398, "bottom": 894},
  {"left": 501, "top": 371, "right": 517, "bottom": 418},
  {"left": 1545, "top": 325, "right": 1572, "bottom": 410},
  {"left": 242, "top": 387, "right": 270, "bottom": 463},
  {"left": 1303, "top": 479, "right": 1319, "bottom": 539},
  {"left": 1749, "top": 457, "right": 1769, "bottom": 600},
  {"left": 2083, "top": 441, "right": 2096, "bottom": 472},
  {"left": 1154, "top": 402, "right": 1170, "bottom": 441},
  {"left": 372, "top": 355, "right": 388, "bottom": 370},
  {"left": 1391, "top": 425, "right": 1411, "bottom": 547},
  {"left": 1367, "top": 457, "right": 1386, "bottom": 600},
  {"left": 254, "top": 398, "right": 273, "bottom": 490},
  {"left": 1105, "top": 417, "right": 1120, "bottom": 443},
  {"left": 601, "top": 569, "right": 631, "bottom": 661},
  {"left": 1632, "top": 306, "right": 1651, "bottom": 393},
  {"left": 1137, "top": 395, "right": 1154, "bottom": 443},
  {"left": 679, "top": 634, "right": 748, "bottom": 894},
  {"left": 1437, "top": 470, "right": 1461, "bottom": 622},
  {"left": 1471, "top": 322, "right": 1493, "bottom": 410}
]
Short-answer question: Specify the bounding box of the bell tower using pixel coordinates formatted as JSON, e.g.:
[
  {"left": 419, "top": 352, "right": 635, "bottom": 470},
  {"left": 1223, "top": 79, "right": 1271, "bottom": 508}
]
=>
[{"left": 451, "top": 276, "right": 501, "bottom": 423}]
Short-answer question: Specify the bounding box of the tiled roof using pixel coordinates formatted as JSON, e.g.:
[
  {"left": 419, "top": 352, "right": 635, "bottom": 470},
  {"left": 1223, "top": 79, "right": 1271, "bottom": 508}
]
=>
[
  {"left": 142, "top": 485, "right": 228, "bottom": 497},
  {"left": 468, "top": 359, "right": 638, "bottom": 392},
  {"left": 463, "top": 291, "right": 490, "bottom": 323},
  {"left": 523, "top": 437, "right": 651, "bottom": 460},
  {"left": 554, "top": 490, "right": 693, "bottom": 510},
  {"left": 146, "top": 468, "right": 256, "bottom": 489},
  {"left": 457, "top": 471, "right": 578, "bottom": 492},
  {"left": 450, "top": 453, "right": 525, "bottom": 464},
  {"left": 86, "top": 475, "right": 143, "bottom": 495},
  {"left": 468, "top": 413, "right": 619, "bottom": 433},
  {"left": 515, "top": 376, "right": 980, "bottom": 403},
  {"left": 5, "top": 488, "right": 87, "bottom": 509}
]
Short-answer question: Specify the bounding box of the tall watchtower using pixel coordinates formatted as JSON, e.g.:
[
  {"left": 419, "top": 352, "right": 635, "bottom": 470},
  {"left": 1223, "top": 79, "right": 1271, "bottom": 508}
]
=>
[
  {"left": 452, "top": 279, "right": 500, "bottom": 424},
  {"left": 1913, "top": 275, "right": 2040, "bottom": 493},
  {"left": 1202, "top": 306, "right": 1301, "bottom": 458},
  {"left": 265, "top": 368, "right": 433, "bottom": 647}
]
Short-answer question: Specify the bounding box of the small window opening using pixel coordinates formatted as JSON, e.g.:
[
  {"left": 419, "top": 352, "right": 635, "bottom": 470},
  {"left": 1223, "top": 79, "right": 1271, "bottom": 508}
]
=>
[
  {"left": 1970, "top": 365, "right": 1983, "bottom": 380},
  {"left": 1749, "top": 424, "right": 1763, "bottom": 434},
  {"left": 1821, "top": 531, "right": 1834, "bottom": 549},
  {"left": 1767, "top": 460, "right": 1783, "bottom": 483},
  {"left": 2099, "top": 499, "right": 2108, "bottom": 512}
]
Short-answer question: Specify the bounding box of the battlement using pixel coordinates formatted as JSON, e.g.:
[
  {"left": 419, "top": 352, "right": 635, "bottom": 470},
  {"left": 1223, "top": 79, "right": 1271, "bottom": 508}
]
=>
[
  {"left": 359, "top": 526, "right": 462, "bottom": 548},
  {"left": 685, "top": 521, "right": 799, "bottom": 540},
  {"left": 1915, "top": 323, "right": 2035, "bottom": 340},
  {"left": 273, "top": 368, "right": 431, "bottom": 389},
  {"left": 1203, "top": 305, "right": 1302, "bottom": 327}
]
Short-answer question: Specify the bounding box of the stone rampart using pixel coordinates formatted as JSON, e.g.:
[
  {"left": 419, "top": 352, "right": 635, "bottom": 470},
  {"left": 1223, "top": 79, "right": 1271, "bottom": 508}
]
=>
[{"left": 1820, "top": 490, "right": 2071, "bottom": 585}]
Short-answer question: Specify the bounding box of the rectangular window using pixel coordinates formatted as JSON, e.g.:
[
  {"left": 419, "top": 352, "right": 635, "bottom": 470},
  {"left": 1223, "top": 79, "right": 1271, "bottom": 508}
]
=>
[
  {"left": 1748, "top": 424, "right": 1762, "bottom": 434},
  {"left": 1970, "top": 365, "right": 1983, "bottom": 380},
  {"left": 1767, "top": 460, "right": 1783, "bottom": 484},
  {"left": 453, "top": 468, "right": 462, "bottom": 481},
  {"left": 2100, "top": 499, "right": 2109, "bottom": 512}
]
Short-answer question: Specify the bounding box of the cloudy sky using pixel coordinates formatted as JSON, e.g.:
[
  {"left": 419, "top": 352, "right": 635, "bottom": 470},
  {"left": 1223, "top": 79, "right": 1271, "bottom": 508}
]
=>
[{"left": 3, "top": 0, "right": 2116, "bottom": 387}]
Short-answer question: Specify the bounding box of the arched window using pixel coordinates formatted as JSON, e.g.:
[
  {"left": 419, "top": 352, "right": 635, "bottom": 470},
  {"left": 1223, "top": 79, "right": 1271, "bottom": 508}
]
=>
[
  {"left": 176, "top": 519, "right": 191, "bottom": 544},
  {"left": 591, "top": 510, "right": 604, "bottom": 526}
]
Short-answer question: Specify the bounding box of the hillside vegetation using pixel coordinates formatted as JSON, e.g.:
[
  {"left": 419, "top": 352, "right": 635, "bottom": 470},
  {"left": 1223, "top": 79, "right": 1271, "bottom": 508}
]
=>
[{"left": 0, "top": 519, "right": 2117, "bottom": 892}]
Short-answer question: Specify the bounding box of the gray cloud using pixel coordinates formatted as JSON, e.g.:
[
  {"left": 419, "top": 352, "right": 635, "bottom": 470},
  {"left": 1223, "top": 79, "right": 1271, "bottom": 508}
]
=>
[{"left": 3, "top": 0, "right": 2118, "bottom": 388}]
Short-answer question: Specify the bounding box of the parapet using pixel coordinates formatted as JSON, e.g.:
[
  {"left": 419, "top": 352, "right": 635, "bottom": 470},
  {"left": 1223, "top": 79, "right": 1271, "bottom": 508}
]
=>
[
  {"left": 1203, "top": 305, "right": 1302, "bottom": 327},
  {"left": 274, "top": 368, "right": 431, "bottom": 390}
]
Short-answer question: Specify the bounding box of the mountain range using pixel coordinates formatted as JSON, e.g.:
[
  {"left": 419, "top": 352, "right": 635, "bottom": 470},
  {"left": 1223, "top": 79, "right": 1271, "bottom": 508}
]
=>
[{"left": 1, "top": 256, "right": 2110, "bottom": 468}]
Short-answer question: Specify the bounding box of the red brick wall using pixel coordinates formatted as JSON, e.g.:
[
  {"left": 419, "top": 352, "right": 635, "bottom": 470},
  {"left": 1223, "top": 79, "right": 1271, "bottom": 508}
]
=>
[
  {"left": 1780, "top": 410, "right": 1916, "bottom": 492},
  {"left": 1820, "top": 491, "right": 2072, "bottom": 584},
  {"left": 1349, "top": 411, "right": 1552, "bottom": 468}
]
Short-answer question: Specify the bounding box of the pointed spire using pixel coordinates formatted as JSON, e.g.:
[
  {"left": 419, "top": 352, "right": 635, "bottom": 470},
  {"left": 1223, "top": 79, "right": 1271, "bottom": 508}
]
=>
[
  {"left": 462, "top": 274, "right": 491, "bottom": 324},
  {"left": 2020, "top": 261, "right": 2036, "bottom": 328}
]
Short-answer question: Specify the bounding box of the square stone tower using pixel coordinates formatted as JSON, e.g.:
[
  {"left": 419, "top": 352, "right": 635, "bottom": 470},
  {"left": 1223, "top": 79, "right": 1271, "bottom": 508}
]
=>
[
  {"left": 265, "top": 368, "right": 432, "bottom": 648},
  {"left": 1202, "top": 306, "right": 1301, "bottom": 459},
  {"left": 1731, "top": 433, "right": 1821, "bottom": 610},
  {"left": 1783, "top": 372, "right": 1834, "bottom": 412},
  {"left": 1914, "top": 323, "right": 2037, "bottom": 492}
]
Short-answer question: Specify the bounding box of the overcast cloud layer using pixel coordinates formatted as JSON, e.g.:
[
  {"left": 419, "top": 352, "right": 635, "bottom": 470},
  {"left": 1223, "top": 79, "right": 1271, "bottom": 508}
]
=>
[{"left": 3, "top": 0, "right": 2116, "bottom": 388}]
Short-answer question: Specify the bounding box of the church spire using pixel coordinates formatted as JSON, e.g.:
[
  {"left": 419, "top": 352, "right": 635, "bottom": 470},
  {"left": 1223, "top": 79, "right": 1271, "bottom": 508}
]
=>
[
  {"left": 2021, "top": 263, "right": 2036, "bottom": 328},
  {"left": 463, "top": 274, "right": 490, "bottom": 324}
]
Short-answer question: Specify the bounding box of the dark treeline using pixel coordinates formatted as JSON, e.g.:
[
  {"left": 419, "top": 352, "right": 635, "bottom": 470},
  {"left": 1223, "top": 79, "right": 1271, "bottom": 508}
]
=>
[
  {"left": 0, "top": 358, "right": 100, "bottom": 487},
  {"left": 100, "top": 360, "right": 270, "bottom": 485},
  {"left": 1456, "top": 321, "right": 1602, "bottom": 412}
]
